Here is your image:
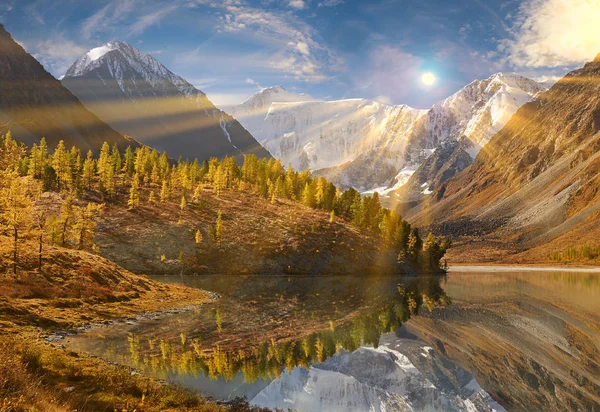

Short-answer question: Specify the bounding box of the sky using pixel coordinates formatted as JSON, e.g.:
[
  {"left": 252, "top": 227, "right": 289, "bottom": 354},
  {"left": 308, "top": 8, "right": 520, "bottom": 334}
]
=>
[{"left": 2, "top": 0, "right": 600, "bottom": 108}]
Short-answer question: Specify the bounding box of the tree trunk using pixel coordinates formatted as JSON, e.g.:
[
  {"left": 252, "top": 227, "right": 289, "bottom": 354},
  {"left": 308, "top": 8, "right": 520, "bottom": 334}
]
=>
[
  {"left": 61, "top": 218, "right": 68, "bottom": 247},
  {"left": 13, "top": 228, "right": 17, "bottom": 275},
  {"left": 38, "top": 234, "right": 43, "bottom": 272}
]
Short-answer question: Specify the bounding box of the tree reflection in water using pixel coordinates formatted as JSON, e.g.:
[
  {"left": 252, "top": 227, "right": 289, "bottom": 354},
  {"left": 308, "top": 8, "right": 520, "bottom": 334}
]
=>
[{"left": 123, "top": 276, "right": 451, "bottom": 383}]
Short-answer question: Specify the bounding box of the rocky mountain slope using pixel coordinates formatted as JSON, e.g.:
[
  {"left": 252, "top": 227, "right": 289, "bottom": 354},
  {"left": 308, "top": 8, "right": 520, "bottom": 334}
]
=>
[
  {"left": 408, "top": 55, "right": 600, "bottom": 263},
  {"left": 324, "top": 73, "right": 545, "bottom": 194},
  {"left": 62, "top": 41, "right": 271, "bottom": 162},
  {"left": 225, "top": 75, "right": 543, "bottom": 193},
  {"left": 0, "top": 25, "right": 136, "bottom": 151}
]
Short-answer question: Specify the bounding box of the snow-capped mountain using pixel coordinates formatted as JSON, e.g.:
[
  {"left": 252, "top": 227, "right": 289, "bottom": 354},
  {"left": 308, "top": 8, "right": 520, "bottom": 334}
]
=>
[
  {"left": 251, "top": 332, "right": 505, "bottom": 412},
  {"left": 225, "top": 74, "right": 544, "bottom": 193},
  {"left": 225, "top": 88, "right": 426, "bottom": 173},
  {"left": 62, "top": 41, "right": 271, "bottom": 161}
]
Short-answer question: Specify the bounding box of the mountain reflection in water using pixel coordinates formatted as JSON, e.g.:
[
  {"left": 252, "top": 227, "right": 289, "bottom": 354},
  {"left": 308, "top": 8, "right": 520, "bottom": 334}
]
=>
[{"left": 63, "top": 270, "right": 600, "bottom": 411}]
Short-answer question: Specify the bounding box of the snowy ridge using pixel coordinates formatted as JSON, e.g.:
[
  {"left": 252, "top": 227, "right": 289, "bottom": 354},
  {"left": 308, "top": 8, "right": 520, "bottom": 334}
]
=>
[
  {"left": 251, "top": 336, "right": 506, "bottom": 412},
  {"left": 226, "top": 94, "right": 425, "bottom": 172},
  {"left": 227, "top": 74, "right": 544, "bottom": 192}
]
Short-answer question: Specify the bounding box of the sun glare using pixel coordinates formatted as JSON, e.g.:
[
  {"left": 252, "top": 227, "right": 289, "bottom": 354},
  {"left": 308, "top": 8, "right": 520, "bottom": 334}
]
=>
[{"left": 421, "top": 72, "right": 437, "bottom": 86}]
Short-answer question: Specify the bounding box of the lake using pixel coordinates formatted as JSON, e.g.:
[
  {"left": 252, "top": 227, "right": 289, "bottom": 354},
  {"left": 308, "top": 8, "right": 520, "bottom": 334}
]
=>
[{"left": 64, "top": 268, "right": 600, "bottom": 411}]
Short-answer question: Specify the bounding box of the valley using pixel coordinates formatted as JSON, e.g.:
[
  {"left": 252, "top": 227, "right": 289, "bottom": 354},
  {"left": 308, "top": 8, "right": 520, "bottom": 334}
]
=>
[{"left": 0, "top": 1, "right": 599, "bottom": 410}]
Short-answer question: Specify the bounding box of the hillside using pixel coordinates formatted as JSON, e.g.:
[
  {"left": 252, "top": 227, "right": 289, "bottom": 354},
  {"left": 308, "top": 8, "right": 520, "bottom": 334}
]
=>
[
  {"left": 407, "top": 55, "right": 600, "bottom": 264},
  {"left": 0, "top": 25, "right": 137, "bottom": 152},
  {"left": 62, "top": 41, "right": 271, "bottom": 163}
]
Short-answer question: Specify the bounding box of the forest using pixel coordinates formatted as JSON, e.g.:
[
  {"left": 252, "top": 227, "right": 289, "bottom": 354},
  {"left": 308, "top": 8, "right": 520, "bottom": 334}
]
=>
[{"left": 0, "top": 131, "right": 450, "bottom": 276}]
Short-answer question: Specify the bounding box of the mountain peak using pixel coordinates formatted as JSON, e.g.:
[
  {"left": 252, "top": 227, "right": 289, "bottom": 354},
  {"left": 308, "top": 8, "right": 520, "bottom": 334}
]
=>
[{"left": 64, "top": 40, "right": 169, "bottom": 82}]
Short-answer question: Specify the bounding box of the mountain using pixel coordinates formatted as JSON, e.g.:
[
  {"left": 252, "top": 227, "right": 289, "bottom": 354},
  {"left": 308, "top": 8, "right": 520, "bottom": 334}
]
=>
[
  {"left": 225, "top": 89, "right": 426, "bottom": 180},
  {"left": 408, "top": 55, "right": 600, "bottom": 263},
  {"left": 251, "top": 332, "right": 505, "bottom": 412},
  {"left": 0, "top": 25, "right": 136, "bottom": 151},
  {"left": 389, "top": 73, "right": 546, "bottom": 207},
  {"left": 225, "top": 75, "right": 544, "bottom": 193},
  {"left": 62, "top": 41, "right": 271, "bottom": 162},
  {"left": 321, "top": 73, "right": 545, "bottom": 194}
]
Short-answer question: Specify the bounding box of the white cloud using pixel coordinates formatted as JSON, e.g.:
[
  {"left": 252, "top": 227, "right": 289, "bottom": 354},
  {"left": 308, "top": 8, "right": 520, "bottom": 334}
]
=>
[
  {"left": 213, "top": 1, "right": 342, "bottom": 81},
  {"left": 288, "top": 0, "right": 306, "bottom": 10},
  {"left": 30, "top": 37, "right": 87, "bottom": 76},
  {"left": 128, "top": 5, "right": 178, "bottom": 36},
  {"left": 318, "top": 0, "right": 344, "bottom": 7},
  {"left": 245, "top": 77, "right": 262, "bottom": 88},
  {"left": 81, "top": 0, "right": 135, "bottom": 40},
  {"left": 501, "top": 0, "right": 600, "bottom": 68},
  {"left": 81, "top": 1, "right": 175, "bottom": 40}
]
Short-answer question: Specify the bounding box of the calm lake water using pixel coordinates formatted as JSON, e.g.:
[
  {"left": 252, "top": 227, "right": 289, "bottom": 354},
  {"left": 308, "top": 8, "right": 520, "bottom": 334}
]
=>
[{"left": 64, "top": 269, "right": 600, "bottom": 411}]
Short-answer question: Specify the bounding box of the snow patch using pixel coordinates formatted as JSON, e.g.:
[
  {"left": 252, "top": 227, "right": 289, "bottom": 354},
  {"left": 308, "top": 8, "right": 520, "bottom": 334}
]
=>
[{"left": 87, "top": 44, "right": 116, "bottom": 61}]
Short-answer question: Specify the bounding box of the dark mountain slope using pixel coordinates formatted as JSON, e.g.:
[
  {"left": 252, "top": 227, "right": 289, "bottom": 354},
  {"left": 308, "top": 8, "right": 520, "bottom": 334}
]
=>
[{"left": 0, "top": 25, "right": 137, "bottom": 151}]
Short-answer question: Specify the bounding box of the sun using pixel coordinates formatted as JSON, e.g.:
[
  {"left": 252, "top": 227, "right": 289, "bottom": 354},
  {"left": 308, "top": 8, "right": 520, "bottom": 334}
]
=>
[{"left": 421, "top": 72, "right": 437, "bottom": 86}]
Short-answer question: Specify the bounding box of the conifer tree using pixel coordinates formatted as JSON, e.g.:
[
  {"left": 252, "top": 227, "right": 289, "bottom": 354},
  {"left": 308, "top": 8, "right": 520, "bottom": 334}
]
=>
[
  {"left": 329, "top": 210, "right": 335, "bottom": 223},
  {"left": 148, "top": 190, "right": 156, "bottom": 204},
  {"left": 82, "top": 150, "right": 95, "bottom": 190},
  {"left": 32, "top": 206, "right": 49, "bottom": 272},
  {"left": 0, "top": 131, "right": 25, "bottom": 173},
  {"left": 192, "top": 183, "right": 202, "bottom": 203},
  {"left": 97, "top": 142, "right": 112, "bottom": 194},
  {"left": 59, "top": 192, "right": 75, "bottom": 247},
  {"left": 105, "top": 166, "right": 115, "bottom": 197},
  {"left": 0, "top": 175, "right": 33, "bottom": 274},
  {"left": 28, "top": 143, "right": 42, "bottom": 178},
  {"left": 123, "top": 146, "right": 135, "bottom": 176},
  {"left": 302, "top": 182, "right": 316, "bottom": 208},
  {"left": 180, "top": 194, "right": 187, "bottom": 211},
  {"left": 160, "top": 180, "right": 169, "bottom": 203},
  {"left": 111, "top": 143, "right": 122, "bottom": 174},
  {"left": 215, "top": 210, "right": 224, "bottom": 247},
  {"left": 315, "top": 177, "right": 326, "bottom": 208},
  {"left": 128, "top": 173, "right": 140, "bottom": 210},
  {"left": 52, "top": 140, "right": 70, "bottom": 191},
  {"left": 73, "top": 203, "right": 103, "bottom": 251}
]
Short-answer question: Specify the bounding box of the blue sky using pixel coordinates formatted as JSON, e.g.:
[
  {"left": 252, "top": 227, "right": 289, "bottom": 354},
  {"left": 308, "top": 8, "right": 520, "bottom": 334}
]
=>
[{"left": 2, "top": 0, "right": 599, "bottom": 108}]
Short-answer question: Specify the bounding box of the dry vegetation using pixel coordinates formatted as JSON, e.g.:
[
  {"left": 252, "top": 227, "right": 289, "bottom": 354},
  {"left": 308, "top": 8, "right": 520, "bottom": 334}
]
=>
[
  {"left": 0, "top": 332, "right": 270, "bottom": 412},
  {"left": 93, "top": 180, "right": 406, "bottom": 276}
]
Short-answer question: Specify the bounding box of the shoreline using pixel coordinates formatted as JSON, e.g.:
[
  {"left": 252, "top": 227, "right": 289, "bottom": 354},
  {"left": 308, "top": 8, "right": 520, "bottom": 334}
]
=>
[{"left": 448, "top": 264, "right": 600, "bottom": 273}]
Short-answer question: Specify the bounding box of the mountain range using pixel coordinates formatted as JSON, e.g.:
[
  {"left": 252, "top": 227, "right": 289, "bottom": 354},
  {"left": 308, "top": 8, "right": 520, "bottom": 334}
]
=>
[
  {"left": 62, "top": 41, "right": 271, "bottom": 162},
  {"left": 406, "top": 54, "right": 600, "bottom": 263},
  {"left": 224, "top": 75, "right": 545, "bottom": 196},
  {"left": 0, "top": 25, "right": 136, "bottom": 152}
]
